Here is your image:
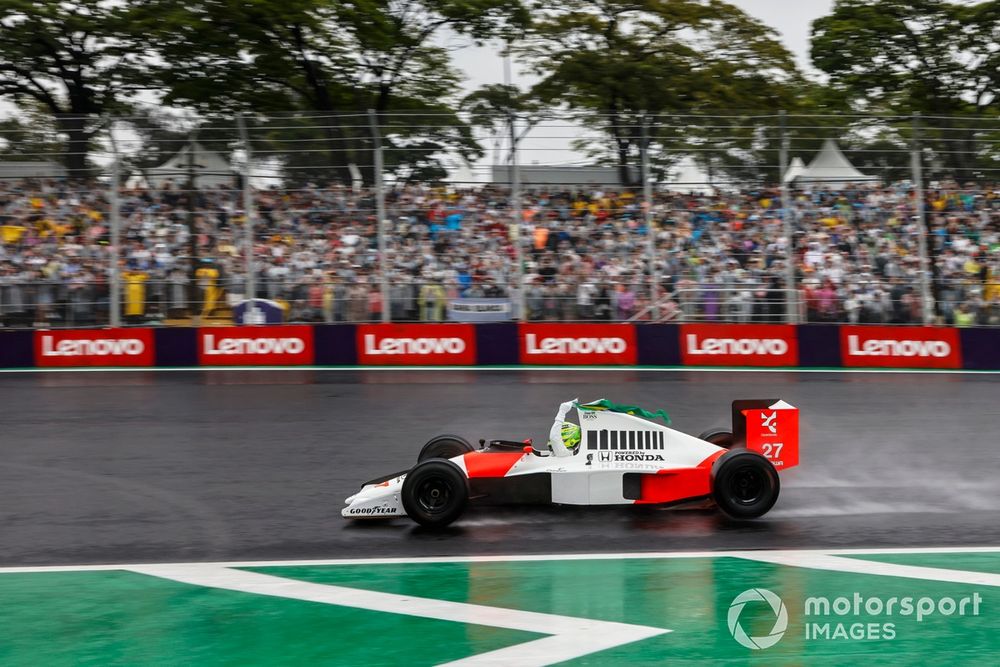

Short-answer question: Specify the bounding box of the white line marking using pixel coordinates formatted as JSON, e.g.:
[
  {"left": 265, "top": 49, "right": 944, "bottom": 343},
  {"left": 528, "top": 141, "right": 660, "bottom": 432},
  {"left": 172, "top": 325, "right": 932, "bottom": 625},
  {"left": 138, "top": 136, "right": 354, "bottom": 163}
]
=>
[
  {"left": 1, "top": 365, "right": 999, "bottom": 374},
  {"left": 737, "top": 551, "right": 1000, "bottom": 587},
  {"left": 127, "top": 563, "right": 669, "bottom": 667},
  {"left": 1, "top": 546, "right": 997, "bottom": 574}
]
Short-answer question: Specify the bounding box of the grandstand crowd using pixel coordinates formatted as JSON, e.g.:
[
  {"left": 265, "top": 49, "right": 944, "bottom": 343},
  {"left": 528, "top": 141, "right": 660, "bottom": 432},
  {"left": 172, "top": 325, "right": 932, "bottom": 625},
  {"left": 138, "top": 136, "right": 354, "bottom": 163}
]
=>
[{"left": 0, "top": 177, "right": 998, "bottom": 327}]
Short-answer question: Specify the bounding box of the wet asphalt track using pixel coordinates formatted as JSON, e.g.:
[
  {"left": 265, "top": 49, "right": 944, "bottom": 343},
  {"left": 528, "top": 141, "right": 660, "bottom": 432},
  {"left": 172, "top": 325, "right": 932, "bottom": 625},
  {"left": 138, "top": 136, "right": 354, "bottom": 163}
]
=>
[{"left": 1, "top": 369, "right": 998, "bottom": 566}]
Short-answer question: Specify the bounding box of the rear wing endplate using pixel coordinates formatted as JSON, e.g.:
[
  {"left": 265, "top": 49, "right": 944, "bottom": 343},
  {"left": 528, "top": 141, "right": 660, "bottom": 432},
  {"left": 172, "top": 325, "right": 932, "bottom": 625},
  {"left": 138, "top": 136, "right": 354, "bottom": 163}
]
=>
[{"left": 732, "top": 399, "right": 800, "bottom": 470}]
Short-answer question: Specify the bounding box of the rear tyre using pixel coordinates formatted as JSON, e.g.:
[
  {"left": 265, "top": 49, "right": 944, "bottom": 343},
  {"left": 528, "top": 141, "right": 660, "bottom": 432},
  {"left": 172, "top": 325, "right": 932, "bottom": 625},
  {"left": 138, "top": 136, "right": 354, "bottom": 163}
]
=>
[
  {"left": 418, "top": 434, "right": 474, "bottom": 462},
  {"left": 402, "top": 460, "right": 469, "bottom": 528},
  {"left": 711, "top": 449, "right": 779, "bottom": 519},
  {"left": 698, "top": 428, "right": 735, "bottom": 449}
]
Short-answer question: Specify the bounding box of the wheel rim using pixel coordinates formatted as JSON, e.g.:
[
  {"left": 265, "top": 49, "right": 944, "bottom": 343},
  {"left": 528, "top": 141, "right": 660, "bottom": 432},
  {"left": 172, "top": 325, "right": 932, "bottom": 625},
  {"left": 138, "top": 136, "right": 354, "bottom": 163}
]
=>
[
  {"left": 416, "top": 477, "right": 453, "bottom": 514},
  {"left": 729, "top": 465, "right": 765, "bottom": 505}
]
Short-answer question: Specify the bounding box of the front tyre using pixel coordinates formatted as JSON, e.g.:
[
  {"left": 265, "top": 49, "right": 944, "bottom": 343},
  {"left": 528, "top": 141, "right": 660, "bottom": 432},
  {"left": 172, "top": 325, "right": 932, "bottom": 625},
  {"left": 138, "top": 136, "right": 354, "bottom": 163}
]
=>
[
  {"left": 711, "top": 449, "right": 779, "bottom": 519},
  {"left": 401, "top": 459, "right": 469, "bottom": 527},
  {"left": 418, "top": 434, "right": 474, "bottom": 462}
]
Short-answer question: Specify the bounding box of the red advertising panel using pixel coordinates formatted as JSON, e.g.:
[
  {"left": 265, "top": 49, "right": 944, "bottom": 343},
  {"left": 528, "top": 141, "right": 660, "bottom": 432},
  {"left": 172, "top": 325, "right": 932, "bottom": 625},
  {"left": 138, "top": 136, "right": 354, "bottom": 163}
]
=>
[
  {"left": 357, "top": 324, "right": 476, "bottom": 366},
  {"left": 198, "top": 325, "right": 314, "bottom": 366},
  {"left": 840, "top": 325, "right": 961, "bottom": 369},
  {"left": 680, "top": 324, "right": 798, "bottom": 367},
  {"left": 35, "top": 328, "right": 155, "bottom": 367},
  {"left": 519, "top": 323, "right": 637, "bottom": 365}
]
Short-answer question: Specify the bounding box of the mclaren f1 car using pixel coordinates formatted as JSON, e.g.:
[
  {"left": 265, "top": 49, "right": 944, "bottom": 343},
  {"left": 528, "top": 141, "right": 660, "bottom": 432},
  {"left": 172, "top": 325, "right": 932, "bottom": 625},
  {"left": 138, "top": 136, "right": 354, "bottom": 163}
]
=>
[{"left": 342, "top": 398, "right": 800, "bottom": 527}]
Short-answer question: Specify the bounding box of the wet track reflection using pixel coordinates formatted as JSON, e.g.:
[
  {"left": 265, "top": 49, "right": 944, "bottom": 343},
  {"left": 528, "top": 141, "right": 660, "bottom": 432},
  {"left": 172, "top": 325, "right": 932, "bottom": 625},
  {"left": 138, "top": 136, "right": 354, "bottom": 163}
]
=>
[{"left": 0, "top": 369, "right": 997, "bottom": 565}]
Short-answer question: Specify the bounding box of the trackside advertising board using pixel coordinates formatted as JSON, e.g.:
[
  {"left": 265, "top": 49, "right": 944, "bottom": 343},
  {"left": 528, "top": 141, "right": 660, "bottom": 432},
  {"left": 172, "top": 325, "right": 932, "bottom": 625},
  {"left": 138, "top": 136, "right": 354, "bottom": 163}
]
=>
[
  {"left": 356, "top": 323, "right": 476, "bottom": 365},
  {"left": 519, "top": 323, "right": 637, "bottom": 365},
  {"left": 35, "top": 328, "right": 155, "bottom": 367},
  {"left": 198, "top": 325, "right": 314, "bottom": 366},
  {"left": 8, "top": 322, "right": 1000, "bottom": 370},
  {"left": 679, "top": 324, "right": 798, "bottom": 367},
  {"left": 840, "top": 325, "right": 961, "bottom": 369}
]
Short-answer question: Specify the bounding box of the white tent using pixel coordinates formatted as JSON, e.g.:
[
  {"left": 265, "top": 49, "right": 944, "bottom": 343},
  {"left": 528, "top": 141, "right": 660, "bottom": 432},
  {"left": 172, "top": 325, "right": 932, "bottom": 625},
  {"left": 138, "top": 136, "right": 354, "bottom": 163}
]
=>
[
  {"left": 782, "top": 156, "right": 806, "bottom": 184},
  {"left": 662, "top": 156, "right": 715, "bottom": 194},
  {"left": 135, "top": 142, "right": 236, "bottom": 190},
  {"left": 790, "top": 139, "right": 877, "bottom": 188}
]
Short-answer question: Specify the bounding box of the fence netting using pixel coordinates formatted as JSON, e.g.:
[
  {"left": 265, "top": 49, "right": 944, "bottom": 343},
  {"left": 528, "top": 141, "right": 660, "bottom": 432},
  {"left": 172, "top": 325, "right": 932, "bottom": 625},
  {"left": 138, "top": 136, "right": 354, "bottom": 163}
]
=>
[{"left": 0, "top": 111, "right": 997, "bottom": 328}]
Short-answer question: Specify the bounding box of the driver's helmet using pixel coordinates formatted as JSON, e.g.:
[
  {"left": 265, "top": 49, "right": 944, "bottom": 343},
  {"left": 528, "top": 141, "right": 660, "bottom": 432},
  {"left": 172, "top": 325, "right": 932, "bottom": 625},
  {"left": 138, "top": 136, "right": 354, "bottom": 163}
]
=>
[{"left": 561, "top": 422, "right": 581, "bottom": 449}]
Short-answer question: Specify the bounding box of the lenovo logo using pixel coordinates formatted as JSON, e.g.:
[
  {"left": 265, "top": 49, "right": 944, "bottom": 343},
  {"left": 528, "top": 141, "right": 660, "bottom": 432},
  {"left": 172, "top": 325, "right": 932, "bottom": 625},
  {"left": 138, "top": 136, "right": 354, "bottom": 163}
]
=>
[
  {"left": 363, "top": 335, "right": 466, "bottom": 355},
  {"left": 839, "top": 326, "right": 960, "bottom": 369},
  {"left": 846, "top": 335, "right": 951, "bottom": 358},
  {"left": 40, "top": 336, "right": 145, "bottom": 357},
  {"left": 203, "top": 335, "right": 306, "bottom": 356},
  {"left": 198, "top": 326, "right": 314, "bottom": 366},
  {"left": 356, "top": 324, "right": 476, "bottom": 365},
  {"left": 679, "top": 325, "right": 798, "bottom": 367},
  {"left": 525, "top": 334, "right": 627, "bottom": 355},
  {"left": 34, "top": 328, "right": 156, "bottom": 367},
  {"left": 518, "top": 324, "right": 637, "bottom": 365},
  {"left": 685, "top": 334, "right": 789, "bottom": 356}
]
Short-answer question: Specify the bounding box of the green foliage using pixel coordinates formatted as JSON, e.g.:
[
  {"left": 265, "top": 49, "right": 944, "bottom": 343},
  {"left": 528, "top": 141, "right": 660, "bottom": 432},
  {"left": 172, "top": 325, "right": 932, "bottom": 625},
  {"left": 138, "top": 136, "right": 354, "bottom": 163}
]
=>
[
  {"left": 811, "top": 0, "right": 1000, "bottom": 178},
  {"left": 137, "top": 0, "right": 520, "bottom": 183},
  {"left": 0, "top": 106, "right": 66, "bottom": 163},
  {"left": 0, "top": 0, "right": 144, "bottom": 173},
  {"left": 517, "top": 0, "right": 801, "bottom": 186}
]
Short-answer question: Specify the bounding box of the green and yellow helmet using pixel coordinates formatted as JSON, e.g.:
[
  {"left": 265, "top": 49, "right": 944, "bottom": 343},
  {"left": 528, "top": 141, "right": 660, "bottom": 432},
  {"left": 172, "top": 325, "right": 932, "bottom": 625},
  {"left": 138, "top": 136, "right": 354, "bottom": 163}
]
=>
[{"left": 560, "top": 422, "right": 581, "bottom": 449}]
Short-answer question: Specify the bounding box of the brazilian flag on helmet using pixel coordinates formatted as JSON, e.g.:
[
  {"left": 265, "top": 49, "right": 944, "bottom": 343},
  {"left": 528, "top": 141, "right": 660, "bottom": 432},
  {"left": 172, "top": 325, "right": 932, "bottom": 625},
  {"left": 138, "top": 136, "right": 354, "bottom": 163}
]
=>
[
  {"left": 575, "top": 398, "right": 671, "bottom": 424},
  {"left": 560, "top": 422, "right": 581, "bottom": 449}
]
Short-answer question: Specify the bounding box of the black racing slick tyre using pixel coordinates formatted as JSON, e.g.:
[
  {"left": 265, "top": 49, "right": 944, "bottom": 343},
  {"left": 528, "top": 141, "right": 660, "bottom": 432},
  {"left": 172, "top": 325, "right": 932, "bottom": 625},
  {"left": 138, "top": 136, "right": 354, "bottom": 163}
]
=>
[
  {"left": 711, "top": 449, "right": 780, "bottom": 519},
  {"left": 698, "top": 428, "right": 735, "bottom": 449},
  {"left": 418, "top": 434, "right": 474, "bottom": 463},
  {"left": 401, "top": 459, "right": 469, "bottom": 528}
]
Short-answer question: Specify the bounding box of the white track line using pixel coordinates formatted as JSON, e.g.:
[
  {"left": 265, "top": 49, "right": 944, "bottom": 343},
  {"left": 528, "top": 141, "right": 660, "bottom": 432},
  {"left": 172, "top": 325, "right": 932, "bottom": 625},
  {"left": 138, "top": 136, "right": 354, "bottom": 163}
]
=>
[
  {"left": 737, "top": 551, "right": 1000, "bottom": 587},
  {"left": 128, "top": 563, "right": 669, "bottom": 667},
  {"left": 1, "top": 546, "right": 997, "bottom": 574}
]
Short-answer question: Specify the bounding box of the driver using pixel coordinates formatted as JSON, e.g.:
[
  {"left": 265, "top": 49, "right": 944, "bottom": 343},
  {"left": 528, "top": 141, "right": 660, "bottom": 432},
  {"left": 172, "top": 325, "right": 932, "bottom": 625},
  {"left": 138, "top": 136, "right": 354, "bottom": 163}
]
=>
[{"left": 548, "top": 399, "right": 580, "bottom": 457}]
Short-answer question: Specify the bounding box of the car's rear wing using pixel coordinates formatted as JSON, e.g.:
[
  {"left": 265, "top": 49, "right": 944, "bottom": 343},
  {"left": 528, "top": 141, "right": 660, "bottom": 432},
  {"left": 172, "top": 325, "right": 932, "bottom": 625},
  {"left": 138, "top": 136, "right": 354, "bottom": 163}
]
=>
[{"left": 732, "top": 399, "right": 800, "bottom": 471}]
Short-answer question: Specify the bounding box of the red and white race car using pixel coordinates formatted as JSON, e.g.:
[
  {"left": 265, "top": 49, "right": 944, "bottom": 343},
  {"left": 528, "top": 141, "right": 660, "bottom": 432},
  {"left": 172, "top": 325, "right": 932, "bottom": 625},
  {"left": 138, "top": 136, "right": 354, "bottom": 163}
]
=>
[{"left": 343, "top": 398, "right": 800, "bottom": 527}]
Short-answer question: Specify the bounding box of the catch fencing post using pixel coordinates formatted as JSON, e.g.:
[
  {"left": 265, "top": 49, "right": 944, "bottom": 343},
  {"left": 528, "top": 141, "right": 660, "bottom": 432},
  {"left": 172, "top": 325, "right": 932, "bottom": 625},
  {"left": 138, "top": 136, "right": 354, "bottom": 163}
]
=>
[
  {"left": 641, "top": 113, "right": 657, "bottom": 319},
  {"left": 368, "top": 110, "right": 390, "bottom": 323},
  {"left": 509, "top": 113, "right": 525, "bottom": 321},
  {"left": 911, "top": 113, "right": 934, "bottom": 324},
  {"left": 236, "top": 114, "right": 256, "bottom": 318},
  {"left": 106, "top": 117, "right": 121, "bottom": 328},
  {"left": 779, "top": 110, "right": 797, "bottom": 323}
]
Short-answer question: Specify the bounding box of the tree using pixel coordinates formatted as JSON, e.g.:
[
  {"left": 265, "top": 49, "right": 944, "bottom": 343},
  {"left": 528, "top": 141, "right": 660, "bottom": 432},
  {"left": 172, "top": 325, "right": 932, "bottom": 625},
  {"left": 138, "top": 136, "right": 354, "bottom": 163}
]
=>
[
  {"left": 518, "top": 0, "right": 800, "bottom": 186},
  {"left": 0, "top": 106, "right": 65, "bottom": 163},
  {"left": 144, "top": 0, "right": 527, "bottom": 183},
  {"left": 811, "top": 0, "right": 1000, "bottom": 179},
  {"left": 462, "top": 83, "right": 542, "bottom": 164},
  {"left": 0, "top": 1, "right": 141, "bottom": 175}
]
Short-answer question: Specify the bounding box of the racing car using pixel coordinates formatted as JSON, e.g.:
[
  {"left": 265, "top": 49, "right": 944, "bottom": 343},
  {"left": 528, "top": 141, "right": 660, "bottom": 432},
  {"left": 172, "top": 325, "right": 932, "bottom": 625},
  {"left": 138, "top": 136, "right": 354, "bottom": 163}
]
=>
[{"left": 343, "top": 398, "right": 799, "bottom": 527}]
